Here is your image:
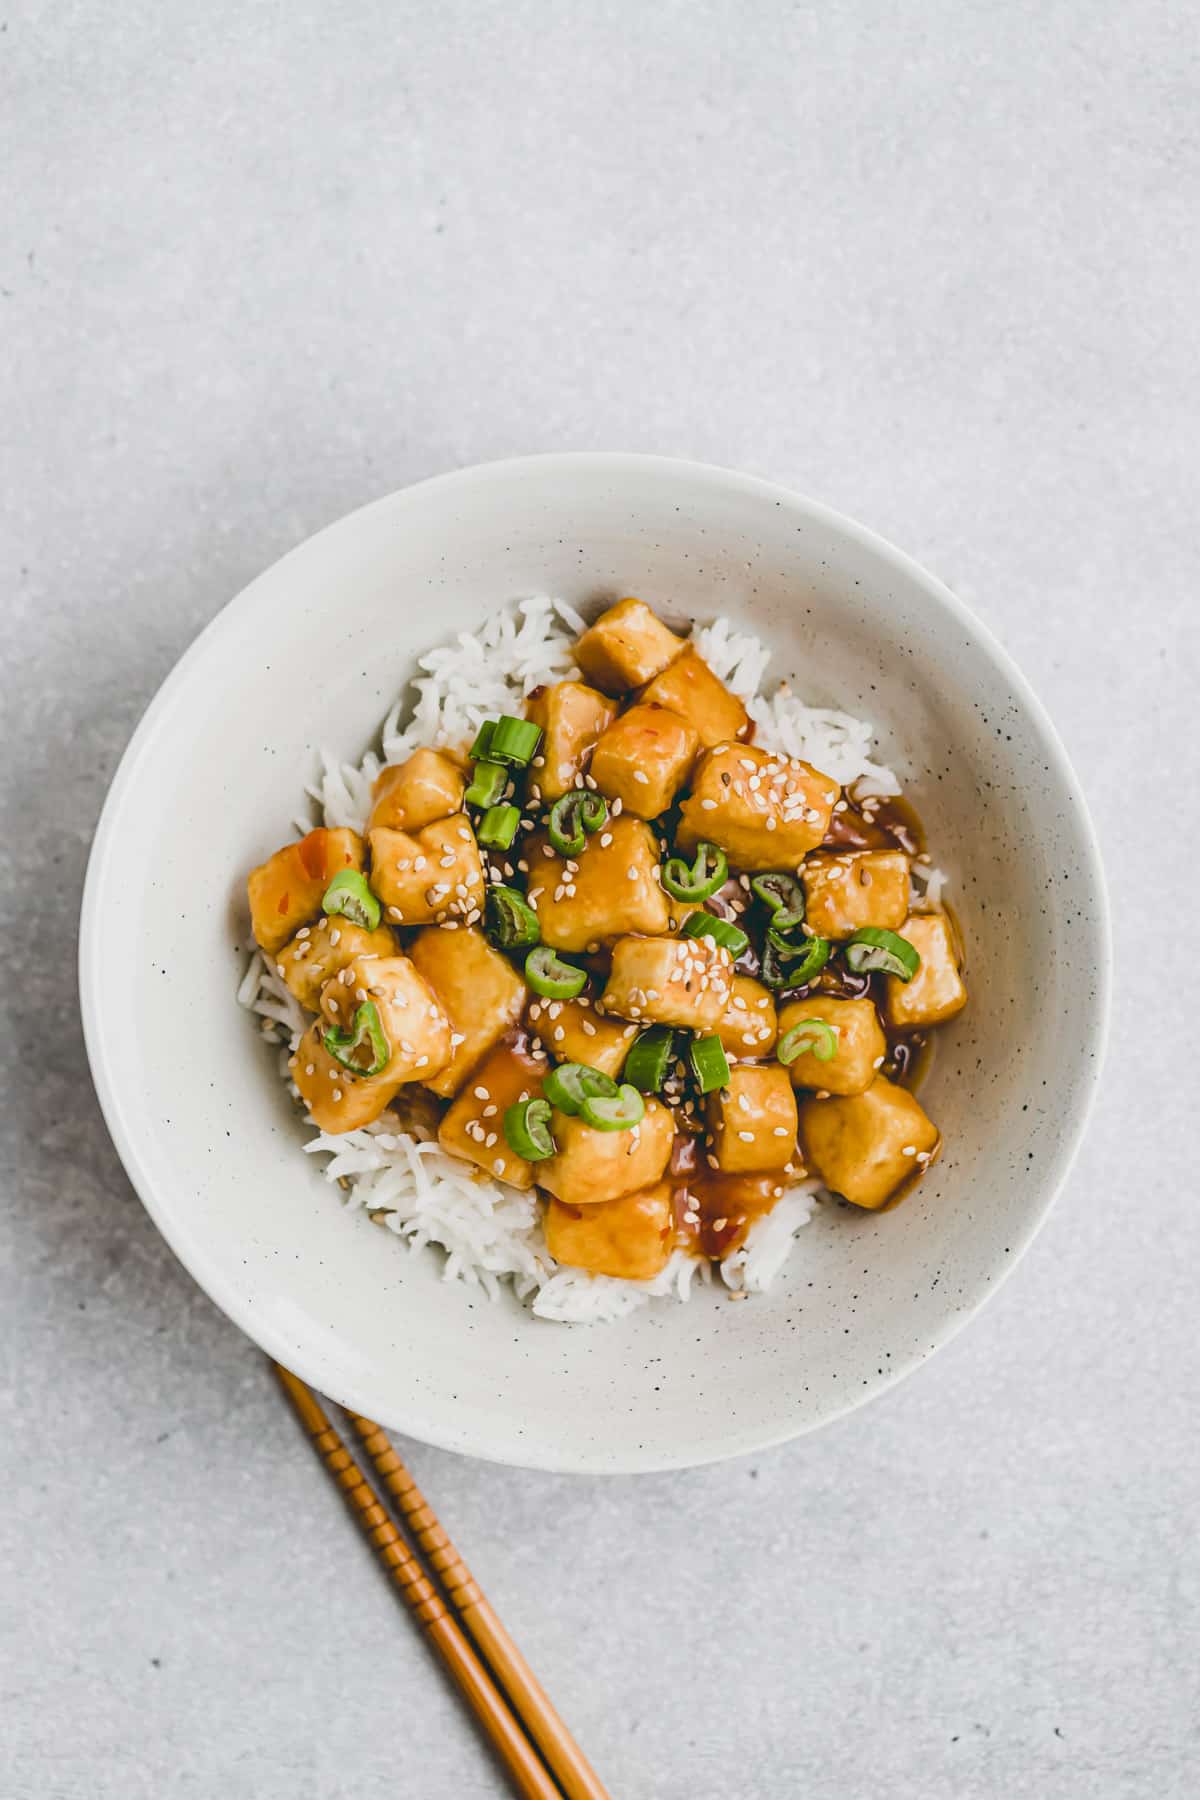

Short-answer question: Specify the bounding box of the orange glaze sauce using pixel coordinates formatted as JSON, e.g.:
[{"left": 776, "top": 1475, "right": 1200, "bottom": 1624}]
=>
[{"left": 668, "top": 1130, "right": 788, "bottom": 1260}]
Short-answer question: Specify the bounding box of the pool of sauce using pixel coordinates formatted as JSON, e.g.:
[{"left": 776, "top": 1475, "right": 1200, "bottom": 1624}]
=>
[{"left": 667, "top": 1129, "right": 785, "bottom": 1258}]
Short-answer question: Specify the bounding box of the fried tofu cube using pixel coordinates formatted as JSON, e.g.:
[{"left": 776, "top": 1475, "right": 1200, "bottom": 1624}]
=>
[
  {"left": 526, "top": 992, "right": 640, "bottom": 1077},
  {"left": 539, "top": 1097, "right": 675, "bottom": 1206},
  {"left": 524, "top": 681, "right": 617, "bottom": 802},
  {"left": 601, "top": 933, "right": 733, "bottom": 1030},
  {"left": 437, "top": 1042, "right": 547, "bottom": 1189},
  {"left": 706, "top": 1065, "right": 798, "bottom": 1173},
  {"left": 641, "top": 647, "right": 751, "bottom": 749},
  {"left": 290, "top": 1023, "right": 402, "bottom": 1133},
  {"left": 777, "top": 995, "right": 886, "bottom": 1096},
  {"left": 274, "top": 916, "right": 397, "bottom": 1011},
  {"left": 882, "top": 913, "right": 967, "bottom": 1029},
  {"left": 368, "top": 814, "right": 485, "bottom": 926},
  {"left": 589, "top": 702, "right": 699, "bottom": 818},
  {"left": 802, "top": 850, "right": 910, "bottom": 940},
  {"left": 525, "top": 815, "right": 669, "bottom": 951},
  {"left": 408, "top": 926, "right": 526, "bottom": 1097},
  {"left": 291, "top": 955, "right": 452, "bottom": 1132},
  {"left": 574, "top": 597, "right": 686, "bottom": 694},
  {"left": 677, "top": 745, "right": 839, "bottom": 871},
  {"left": 798, "top": 1077, "right": 940, "bottom": 1209},
  {"left": 367, "top": 749, "right": 465, "bottom": 834},
  {"left": 715, "top": 975, "right": 778, "bottom": 1059},
  {"left": 544, "top": 1180, "right": 674, "bottom": 1280},
  {"left": 248, "top": 827, "right": 364, "bottom": 954}
]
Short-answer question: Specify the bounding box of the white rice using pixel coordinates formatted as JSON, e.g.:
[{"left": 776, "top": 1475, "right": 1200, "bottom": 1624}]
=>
[{"left": 241, "top": 596, "right": 944, "bottom": 1325}]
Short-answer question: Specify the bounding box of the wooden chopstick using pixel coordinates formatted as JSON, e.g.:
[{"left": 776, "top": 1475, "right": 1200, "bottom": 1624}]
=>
[
  {"left": 272, "top": 1365, "right": 564, "bottom": 1800},
  {"left": 348, "top": 1412, "right": 611, "bottom": 1800}
]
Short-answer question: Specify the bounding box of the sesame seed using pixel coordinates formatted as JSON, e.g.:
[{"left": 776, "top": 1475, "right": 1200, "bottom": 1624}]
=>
[
  {"left": 737, "top": 1129, "right": 754, "bottom": 1142},
  {"left": 474, "top": 1087, "right": 490, "bottom": 1100},
  {"left": 633, "top": 770, "right": 650, "bottom": 785},
  {"left": 772, "top": 1126, "right": 789, "bottom": 1137}
]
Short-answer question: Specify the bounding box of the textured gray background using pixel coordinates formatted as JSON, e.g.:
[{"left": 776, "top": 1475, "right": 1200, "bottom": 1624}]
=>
[{"left": 2, "top": 3, "right": 1197, "bottom": 1796}]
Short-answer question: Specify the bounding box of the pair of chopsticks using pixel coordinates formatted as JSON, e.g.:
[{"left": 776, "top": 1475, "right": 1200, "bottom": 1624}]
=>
[{"left": 273, "top": 1364, "right": 609, "bottom": 1800}]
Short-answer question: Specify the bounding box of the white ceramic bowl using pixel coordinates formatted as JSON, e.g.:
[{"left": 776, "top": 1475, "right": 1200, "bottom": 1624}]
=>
[{"left": 80, "top": 454, "right": 1109, "bottom": 1473}]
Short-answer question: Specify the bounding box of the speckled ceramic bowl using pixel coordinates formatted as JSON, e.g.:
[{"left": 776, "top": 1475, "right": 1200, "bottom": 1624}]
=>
[{"left": 80, "top": 454, "right": 1109, "bottom": 1472}]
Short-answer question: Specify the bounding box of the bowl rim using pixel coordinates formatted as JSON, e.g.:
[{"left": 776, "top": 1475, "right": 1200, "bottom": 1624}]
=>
[{"left": 79, "top": 451, "right": 1112, "bottom": 1473}]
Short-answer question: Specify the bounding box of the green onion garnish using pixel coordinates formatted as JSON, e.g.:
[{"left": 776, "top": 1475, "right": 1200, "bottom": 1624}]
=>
[
  {"left": 579, "top": 1083, "right": 647, "bottom": 1132},
  {"left": 623, "top": 1026, "right": 675, "bottom": 1093},
  {"left": 465, "top": 760, "right": 509, "bottom": 809},
  {"left": 750, "top": 871, "right": 806, "bottom": 932},
  {"left": 321, "top": 1000, "right": 389, "bottom": 1077},
  {"left": 844, "top": 927, "right": 921, "bottom": 981},
  {"left": 760, "top": 931, "right": 831, "bottom": 990},
  {"left": 680, "top": 911, "right": 748, "bottom": 956},
  {"left": 488, "top": 715, "right": 542, "bottom": 767},
  {"left": 661, "top": 840, "right": 728, "bottom": 903},
  {"left": 470, "top": 721, "right": 496, "bottom": 761},
  {"left": 777, "top": 1018, "right": 839, "bottom": 1064},
  {"left": 525, "top": 945, "right": 587, "bottom": 999},
  {"left": 543, "top": 1061, "right": 620, "bottom": 1115},
  {"left": 503, "top": 1096, "right": 556, "bottom": 1161},
  {"left": 546, "top": 790, "right": 608, "bottom": 857},
  {"left": 688, "top": 1033, "right": 730, "bottom": 1094},
  {"left": 477, "top": 804, "right": 521, "bottom": 850},
  {"left": 484, "top": 885, "right": 541, "bottom": 949},
  {"left": 321, "top": 869, "right": 382, "bottom": 932}
]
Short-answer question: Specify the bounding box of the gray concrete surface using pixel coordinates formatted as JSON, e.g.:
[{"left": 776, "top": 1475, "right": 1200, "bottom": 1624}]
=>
[{"left": 2, "top": 3, "right": 1197, "bottom": 1795}]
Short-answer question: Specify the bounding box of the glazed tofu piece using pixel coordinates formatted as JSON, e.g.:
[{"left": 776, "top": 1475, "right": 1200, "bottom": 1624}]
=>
[
  {"left": 526, "top": 992, "right": 639, "bottom": 1077},
  {"left": 544, "top": 1180, "right": 674, "bottom": 1280},
  {"left": 574, "top": 597, "right": 686, "bottom": 694},
  {"left": 289, "top": 1022, "right": 404, "bottom": 1134},
  {"left": 368, "top": 814, "right": 485, "bottom": 926},
  {"left": 248, "top": 827, "right": 364, "bottom": 954},
  {"left": 706, "top": 1065, "right": 798, "bottom": 1174},
  {"left": 589, "top": 703, "right": 700, "bottom": 818},
  {"left": 408, "top": 926, "right": 526, "bottom": 1097},
  {"left": 676, "top": 745, "right": 839, "bottom": 871},
  {"left": 802, "top": 850, "right": 910, "bottom": 940},
  {"left": 524, "top": 681, "right": 617, "bottom": 802},
  {"left": 525, "top": 815, "right": 670, "bottom": 951},
  {"left": 798, "top": 1077, "right": 940, "bottom": 1209},
  {"left": 777, "top": 995, "right": 886, "bottom": 1096},
  {"left": 640, "top": 647, "right": 751, "bottom": 749},
  {"left": 715, "top": 974, "right": 778, "bottom": 1059},
  {"left": 274, "top": 916, "right": 397, "bottom": 1011},
  {"left": 438, "top": 1042, "right": 547, "bottom": 1189},
  {"left": 882, "top": 913, "right": 967, "bottom": 1029},
  {"left": 291, "top": 955, "right": 452, "bottom": 1132},
  {"left": 367, "top": 749, "right": 465, "bottom": 834},
  {"left": 601, "top": 933, "right": 733, "bottom": 1031},
  {"left": 539, "top": 1097, "right": 675, "bottom": 1206}
]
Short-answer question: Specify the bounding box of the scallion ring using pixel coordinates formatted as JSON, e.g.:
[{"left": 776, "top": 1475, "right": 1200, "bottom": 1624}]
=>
[
  {"left": 688, "top": 1033, "right": 731, "bottom": 1094},
  {"left": 843, "top": 927, "right": 921, "bottom": 981},
  {"left": 761, "top": 931, "right": 831, "bottom": 990},
  {"left": 321, "top": 869, "right": 382, "bottom": 932},
  {"left": 484, "top": 885, "right": 540, "bottom": 949},
  {"left": 488, "top": 715, "right": 542, "bottom": 767},
  {"left": 680, "top": 911, "right": 748, "bottom": 956},
  {"left": 543, "top": 1062, "right": 619, "bottom": 1115},
  {"left": 477, "top": 803, "right": 521, "bottom": 850},
  {"left": 750, "top": 871, "right": 806, "bottom": 932},
  {"left": 579, "top": 1083, "right": 646, "bottom": 1132},
  {"left": 464, "top": 760, "right": 508, "bottom": 809},
  {"left": 777, "top": 1018, "right": 839, "bottom": 1065},
  {"left": 503, "top": 1096, "right": 556, "bottom": 1161},
  {"left": 322, "top": 1000, "right": 389, "bottom": 1077},
  {"left": 547, "top": 790, "right": 608, "bottom": 857},
  {"left": 623, "top": 1026, "right": 675, "bottom": 1094},
  {"left": 525, "top": 945, "right": 587, "bottom": 1000},
  {"left": 661, "top": 840, "right": 728, "bottom": 903},
  {"left": 469, "top": 720, "right": 496, "bottom": 761}
]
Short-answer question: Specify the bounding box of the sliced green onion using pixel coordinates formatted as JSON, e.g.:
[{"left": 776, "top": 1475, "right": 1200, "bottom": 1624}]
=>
[
  {"left": 484, "top": 885, "right": 541, "bottom": 949},
  {"left": 525, "top": 945, "right": 587, "bottom": 999},
  {"left": 688, "top": 1033, "right": 731, "bottom": 1094},
  {"left": 778, "top": 1018, "right": 839, "bottom": 1065},
  {"left": 623, "top": 1026, "right": 675, "bottom": 1093},
  {"left": 661, "top": 840, "right": 728, "bottom": 903},
  {"left": 680, "top": 911, "right": 748, "bottom": 956},
  {"left": 579, "top": 1083, "right": 646, "bottom": 1131},
  {"left": 844, "top": 926, "right": 921, "bottom": 981},
  {"left": 546, "top": 790, "right": 608, "bottom": 856},
  {"left": 488, "top": 715, "right": 542, "bottom": 767},
  {"left": 322, "top": 1000, "right": 389, "bottom": 1076},
  {"left": 477, "top": 804, "right": 520, "bottom": 850},
  {"left": 751, "top": 871, "right": 806, "bottom": 932},
  {"left": 503, "top": 1096, "right": 556, "bottom": 1161},
  {"left": 543, "top": 1062, "right": 620, "bottom": 1115},
  {"left": 761, "top": 931, "right": 831, "bottom": 990},
  {"left": 465, "top": 760, "right": 508, "bottom": 808},
  {"left": 470, "top": 720, "right": 496, "bottom": 761},
  {"left": 321, "top": 869, "right": 382, "bottom": 931}
]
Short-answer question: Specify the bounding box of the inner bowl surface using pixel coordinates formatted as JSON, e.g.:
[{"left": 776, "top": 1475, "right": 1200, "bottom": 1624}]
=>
[{"left": 80, "top": 454, "right": 1108, "bottom": 1472}]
